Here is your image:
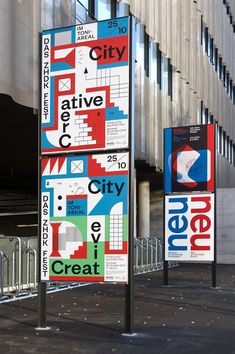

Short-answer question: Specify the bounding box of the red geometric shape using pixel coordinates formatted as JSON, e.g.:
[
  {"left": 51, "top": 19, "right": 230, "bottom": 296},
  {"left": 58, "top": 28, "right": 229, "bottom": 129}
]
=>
[
  {"left": 104, "top": 241, "right": 128, "bottom": 255},
  {"left": 54, "top": 73, "right": 75, "bottom": 97},
  {"left": 207, "top": 124, "right": 215, "bottom": 191},
  {"left": 51, "top": 48, "right": 75, "bottom": 68},
  {"left": 49, "top": 157, "right": 58, "bottom": 174},
  {"left": 66, "top": 195, "right": 88, "bottom": 200},
  {"left": 50, "top": 222, "right": 62, "bottom": 257},
  {"left": 75, "top": 109, "right": 105, "bottom": 149},
  {"left": 88, "top": 155, "right": 128, "bottom": 177},
  {"left": 64, "top": 48, "right": 75, "bottom": 67},
  {"left": 58, "top": 157, "right": 66, "bottom": 173},
  {"left": 41, "top": 158, "right": 49, "bottom": 175},
  {"left": 70, "top": 242, "right": 87, "bottom": 259}
]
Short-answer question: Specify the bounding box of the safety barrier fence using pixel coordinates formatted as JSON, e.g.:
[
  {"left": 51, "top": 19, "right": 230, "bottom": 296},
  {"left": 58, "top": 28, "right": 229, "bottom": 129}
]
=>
[{"left": 0, "top": 236, "right": 177, "bottom": 302}]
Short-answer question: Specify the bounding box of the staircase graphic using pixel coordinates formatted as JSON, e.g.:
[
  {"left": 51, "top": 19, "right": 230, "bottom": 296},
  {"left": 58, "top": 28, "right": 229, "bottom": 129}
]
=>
[{"left": 106, "top": 106, "right": 127, "bottom": 120}]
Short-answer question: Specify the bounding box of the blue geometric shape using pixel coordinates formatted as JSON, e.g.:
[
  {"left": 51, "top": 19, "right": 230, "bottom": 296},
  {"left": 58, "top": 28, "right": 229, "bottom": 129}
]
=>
[
  {"left": 188, "top": 149, "right": 209, "bottom": 182},
  {"left": 51, "top": 62, "right": 74, "bottom": 72},
  {"left": 41, "top": 131, "right": 56, "bottom": 149},
  {"left": 88, "top": 175, "right": 128, "bottom": 216},
  {"left": 66, "top": 198, "right": 87, "bottom": 216},
  {"left": 164, "top": 128, "right": 172, "bottom": 193},
  {"left": 98, "top": 61, "right": 128, "bottom": 69},
  {"left": 106, "top": 107, "right": 128, "bottom": 120},
  {"left": 98, "top": 17, "right": 129, "bottom": 39}
]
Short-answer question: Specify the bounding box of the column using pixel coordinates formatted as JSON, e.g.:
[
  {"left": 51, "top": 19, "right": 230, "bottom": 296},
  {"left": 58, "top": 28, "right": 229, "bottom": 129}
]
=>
[{"left": 138, "top": 180, "right": 150, "bottom": 237}]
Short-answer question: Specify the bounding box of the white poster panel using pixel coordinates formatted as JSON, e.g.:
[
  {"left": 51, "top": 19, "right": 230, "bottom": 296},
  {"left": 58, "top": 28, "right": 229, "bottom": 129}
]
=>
[
  {"left": 41, "top": 17, "right": 129, "bottom": 154},
  {"left": 40, "top": 152, "right": 129, "bottom": 283},
  {"left": 165, "top": 193, "right": 214, "bottom": 261}
]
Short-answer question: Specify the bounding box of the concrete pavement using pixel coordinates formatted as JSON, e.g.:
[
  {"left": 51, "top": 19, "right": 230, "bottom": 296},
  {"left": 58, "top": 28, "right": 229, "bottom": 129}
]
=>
[{"left": 1, "top": 264, "right": 235, "bottom": 353}]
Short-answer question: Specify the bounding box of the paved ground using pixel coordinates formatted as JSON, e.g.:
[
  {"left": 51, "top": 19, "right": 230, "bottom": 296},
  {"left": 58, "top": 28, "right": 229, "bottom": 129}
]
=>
[{"left": 1, "top": 264, "right": 235, "bottom": 353}]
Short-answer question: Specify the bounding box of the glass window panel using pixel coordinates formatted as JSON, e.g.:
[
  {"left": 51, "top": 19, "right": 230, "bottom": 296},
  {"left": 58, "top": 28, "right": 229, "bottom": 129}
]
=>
[
  {"left": 97, "top": 0, "right": 111, "bottom": 20},
  {"left": 116, "top": 1, "right": 129, "bottom": 17},
  {"left": 233, "top": 145, "right": 235, "bottom": 166},
  {"left": 135, "top": 22, "right": 145, "bottom": 72},
  {"left": 230, "top": 80, "right": 233, "bottom": 99},
  {"left": 161, "top": 57, "right": 168, "bottom": 94},
  {"left": 78, "top": 0, "right": 88, "bottom": 7},
  {"left": 149, "top": 41, "right": 157, "bottom": 83},
  {"left": 76, "top": 0, "right": 92, "bottom": 23}
]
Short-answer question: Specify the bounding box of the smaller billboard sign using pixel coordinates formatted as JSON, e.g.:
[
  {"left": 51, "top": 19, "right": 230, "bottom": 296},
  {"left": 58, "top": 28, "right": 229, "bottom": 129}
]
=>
[
  {"left": 164, "top": 124, "right": 215, "bottom": 193},
  {"left": 40, "top": 152, "right": 129, "bottom": 283},
  {"left": 165, "top": 193, "right": 214, "bottom": 261}
]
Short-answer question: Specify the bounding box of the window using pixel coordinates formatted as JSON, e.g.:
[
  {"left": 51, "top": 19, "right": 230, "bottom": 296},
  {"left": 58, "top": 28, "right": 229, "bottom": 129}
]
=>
[
  {"left": 230, "top": 80, "right": 233, "bottom": 99},
  {"left": 230, "top": 140, "right": 233, "bottom": 163},
  {"left": 222, "top": 65, "right": 226, "bottom": 86},
  {"left": 76, "top": 0, "right": 92, "bottom": 23},
  {"left": 219, "top": 127, "right": 223, "bottom": 154},
  {"left": 204, "top": 108, "right": 209, "bottom": 123},
  {"left": 209, "top": 36, "right": 214, "bottom": 63},
  {"left": 226, "top": 135, "right": 230, "bottom": 160},
  {"left": 233, "top": 144, "right": 235, "bottom": 166},
  {"left": 215, "top": 121, "right": 219, "bottom": 151},
  {"left": 116, "top": 1, "right": 129, "bottom": 17},
  {"left": 157, "top": 44, "right": 161, "bottom": 87},
  {"left": 219, "top": 57, "right": 222, "bottom": 80},
  {"left": 201, "top": 102, "right": 205, "bottom": 124},
  {"left": 214, "top": 48, "right": 218, "bottom": 71},
  {"left": 204, "top": 27, "right": 209, "bottom": 54},
  {"left": 161, "top": 56, "right": 169, "bottom": 94},
  {"left": 226, "top": 72, "right": 229, "bottom": 93},
  {"left": 79, "top": 0, "right": 89, "bottom": 8},
  {"left": 135, "top": 22, "right": 145, "bottom": 74},
  {"left": 208, "top": 115, "right": 214, "bottom": 124},
  {"left": 96, "top": 0, "right": 112, "bottom": 20},
  {"left": 149, "top": 41, "right": 157, "bottom": 83},
  {"left": 144, "top": 30, "right": 150, "bottom": 77}
]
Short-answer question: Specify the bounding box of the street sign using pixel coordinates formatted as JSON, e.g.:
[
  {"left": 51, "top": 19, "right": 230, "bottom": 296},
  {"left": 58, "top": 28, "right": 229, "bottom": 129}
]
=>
[
  {"left": 41, "top": 17, "right": 129, "bottom": 154},
  {"left": 165, "top": 193, "right": 214, "bottom": 261},
  {"left": 164, "top": 124, "right": 215, "bottom": 193},
  {"left": 40, "top": 152, "right": 129, "bottom": 283}
]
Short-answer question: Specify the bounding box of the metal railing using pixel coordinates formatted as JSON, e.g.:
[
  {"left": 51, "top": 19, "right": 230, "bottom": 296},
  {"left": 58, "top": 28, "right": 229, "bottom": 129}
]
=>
[
  {"left": 134, "top": 237, "right": 177, "bottom": 274},
  {"left": 0, "top": 236, "right": 177, "bottom": 302}
]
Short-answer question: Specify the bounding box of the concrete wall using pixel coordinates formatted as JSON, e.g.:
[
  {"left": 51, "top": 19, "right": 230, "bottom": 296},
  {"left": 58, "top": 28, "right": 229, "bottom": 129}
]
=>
[{"left": 217, "top": 188, "right": 235, "bottom": 264}]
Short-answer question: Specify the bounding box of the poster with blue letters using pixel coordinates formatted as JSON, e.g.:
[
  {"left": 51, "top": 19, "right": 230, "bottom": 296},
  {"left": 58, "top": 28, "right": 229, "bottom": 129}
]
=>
[{"left": 165, "top": 193, "right": 214, "bottom": 261}]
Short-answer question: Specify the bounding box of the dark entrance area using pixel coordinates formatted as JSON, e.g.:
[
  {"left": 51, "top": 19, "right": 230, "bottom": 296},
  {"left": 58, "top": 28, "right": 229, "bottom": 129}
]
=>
[{"left": 0, "top": 94, "right": 38, "bottom": 236}]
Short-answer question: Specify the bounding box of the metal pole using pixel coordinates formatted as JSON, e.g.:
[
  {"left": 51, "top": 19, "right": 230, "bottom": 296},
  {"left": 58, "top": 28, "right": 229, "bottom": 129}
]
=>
[
  {"left": 37, "top": 32, "right": 47, "bottom": 329},
  {"left": 124, "top": 14, "right": 134, "bottom": 334},
  {"left": 163, "top": 129, "right": 168, "bottom": 285},
  {"left": 212, "top": 124, "right": 217, "bottom": 288}
]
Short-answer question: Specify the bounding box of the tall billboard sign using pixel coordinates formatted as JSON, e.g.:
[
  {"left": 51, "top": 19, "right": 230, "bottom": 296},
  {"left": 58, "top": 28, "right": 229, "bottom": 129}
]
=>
[
  {"left": 40, "top": 17, "right": 131, "bottom": 284},
  {"left": 41, "top": 17, "right": 129, "bottom": 154},
  {"left": 164, "top": 124, "right": 215, "bottom": 263}
]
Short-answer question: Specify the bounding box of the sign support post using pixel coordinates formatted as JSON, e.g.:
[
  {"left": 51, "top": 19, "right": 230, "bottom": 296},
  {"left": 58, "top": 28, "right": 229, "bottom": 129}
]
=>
[
  {"left": 37, "top": 33, "right": 48, "bottom": 329},
  {"left": 212, "top": 125, "right": 217, "bottom": 288},
  {"left": 163, "top": 136, "right": 168, "bottom": 286},
  {"left": 124, "top": 14, "right": 134, "bottom": 334}
]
